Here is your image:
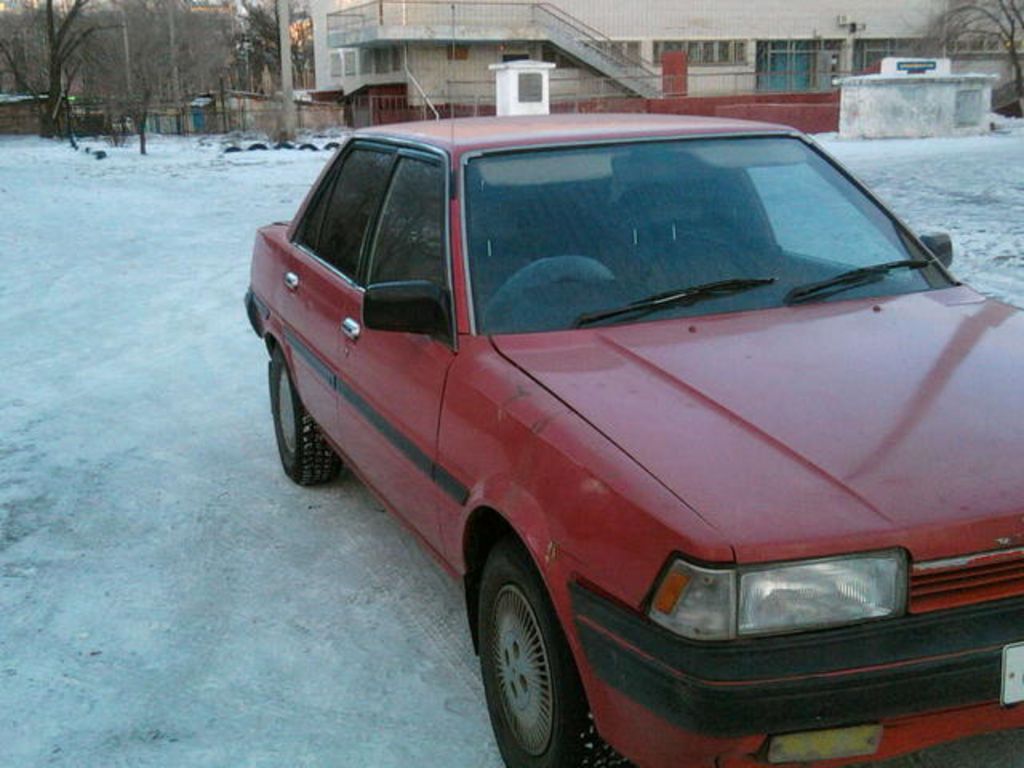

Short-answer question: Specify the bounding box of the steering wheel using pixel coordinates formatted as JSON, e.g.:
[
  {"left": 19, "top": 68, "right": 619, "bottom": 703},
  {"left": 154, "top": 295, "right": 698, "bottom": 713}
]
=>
[{"left": 484, "top": 256, "right": 622, "bottom": 334}]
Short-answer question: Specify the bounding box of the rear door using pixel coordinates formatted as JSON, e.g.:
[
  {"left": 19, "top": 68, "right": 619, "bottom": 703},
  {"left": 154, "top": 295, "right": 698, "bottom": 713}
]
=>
[
  {"left": 334, "top": 150, "right": 460, "bottom": 552},
  {"left": 278, "top": 143, "right": 395, "bottom": 441}
]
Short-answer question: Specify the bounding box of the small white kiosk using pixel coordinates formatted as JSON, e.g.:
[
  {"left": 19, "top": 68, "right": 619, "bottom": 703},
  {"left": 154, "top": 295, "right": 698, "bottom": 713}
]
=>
[
  {"left": 489, "top": 60, "right": 556, "bottom": 117},
  {"left": 840, "top": 57, "right": 995, "bottom": 139}
]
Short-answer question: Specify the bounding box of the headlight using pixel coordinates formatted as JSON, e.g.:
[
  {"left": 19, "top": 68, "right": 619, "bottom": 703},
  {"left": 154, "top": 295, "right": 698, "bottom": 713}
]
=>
[
  {"left": 649, "top": 551, "right": 906, "bottom": 641},
  {"left": 738, "top": 553, "right": 906, "bottom": 636}
]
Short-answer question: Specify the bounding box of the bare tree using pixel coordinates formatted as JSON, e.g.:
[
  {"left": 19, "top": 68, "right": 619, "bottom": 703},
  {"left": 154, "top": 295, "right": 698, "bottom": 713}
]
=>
[
  {"left": 0, "top": 0, "right": 104, "bottom": 137},
  {"left": 78, "top": 0, "right": 234, "bottom": 153},
  {"left": 179, "top": 6, "right": 235, "bottom": 95},
  {"left": 941, "top": 0, "right": 1024, "bottom": 111},
  {"left": 238, "top": 0, "right": 312, "bottom": 93}
]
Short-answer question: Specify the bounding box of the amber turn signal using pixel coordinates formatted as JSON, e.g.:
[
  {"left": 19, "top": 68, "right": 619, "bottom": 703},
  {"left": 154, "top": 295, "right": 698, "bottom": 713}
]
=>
[{"left": 652, "top": 570, "right": 691, "bottom": 615}]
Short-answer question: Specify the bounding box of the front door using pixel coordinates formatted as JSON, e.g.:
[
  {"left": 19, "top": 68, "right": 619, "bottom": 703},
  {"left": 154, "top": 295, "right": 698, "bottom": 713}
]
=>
[{"left": 334, "top": 150, "right": 458, "bottom": 554}]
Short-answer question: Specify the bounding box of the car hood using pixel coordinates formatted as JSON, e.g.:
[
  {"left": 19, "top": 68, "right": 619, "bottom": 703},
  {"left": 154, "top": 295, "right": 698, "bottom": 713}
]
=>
[{"left": 492, "top": 288, "right": 1024, "bottom": 563}]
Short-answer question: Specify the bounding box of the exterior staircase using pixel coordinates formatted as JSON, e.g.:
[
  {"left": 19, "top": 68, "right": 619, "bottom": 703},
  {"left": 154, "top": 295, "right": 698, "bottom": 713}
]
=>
[
  {"left": 530, "top": 4, "right": 660, "bottom": 99},
  {"left": 327, "top": 1, "right": 661, "bottom": 99}
]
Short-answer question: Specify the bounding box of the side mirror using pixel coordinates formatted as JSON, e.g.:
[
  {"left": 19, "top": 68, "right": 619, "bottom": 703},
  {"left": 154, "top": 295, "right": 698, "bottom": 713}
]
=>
[
  {"left": 920, "top": 232, "right": 954, "bottom": 269},
  {"left": 364, "top": 280, "right": 451, "bottom": 339}
]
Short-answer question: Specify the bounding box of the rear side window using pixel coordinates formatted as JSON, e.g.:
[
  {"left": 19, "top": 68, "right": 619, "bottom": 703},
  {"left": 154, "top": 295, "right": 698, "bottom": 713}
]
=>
[
  {"left": 297, "top": 173, "right": 332, "bottom": 252},
  {"left": 300, "top": 147, "right": 394, "bottom": 279},
  {"left": 368, "top": 157, "right": 446, "bottom": 285}
]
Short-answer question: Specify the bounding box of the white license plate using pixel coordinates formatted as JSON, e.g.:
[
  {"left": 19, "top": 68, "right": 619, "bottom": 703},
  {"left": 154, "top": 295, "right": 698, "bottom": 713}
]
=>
[{"left": 1003, "top": 642, "right": 1024, "bottom": 705}]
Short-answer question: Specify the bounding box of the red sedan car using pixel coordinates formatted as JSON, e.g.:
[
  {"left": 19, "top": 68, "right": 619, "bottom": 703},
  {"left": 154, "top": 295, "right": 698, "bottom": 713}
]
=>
[{"left": 246, "top": 114, "right": 1024, "bottom": 768}]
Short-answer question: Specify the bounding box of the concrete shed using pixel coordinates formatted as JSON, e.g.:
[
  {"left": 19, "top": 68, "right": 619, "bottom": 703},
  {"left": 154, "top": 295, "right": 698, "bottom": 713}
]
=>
[{"left": 840, "top": 61, "right": 996, "bottom": 139}]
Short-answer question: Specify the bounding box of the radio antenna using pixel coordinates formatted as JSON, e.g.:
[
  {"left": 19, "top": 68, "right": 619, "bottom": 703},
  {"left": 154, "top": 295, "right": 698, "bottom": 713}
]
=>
[{"left": 449, "top": 2, "right": 456, "bottom": 143}]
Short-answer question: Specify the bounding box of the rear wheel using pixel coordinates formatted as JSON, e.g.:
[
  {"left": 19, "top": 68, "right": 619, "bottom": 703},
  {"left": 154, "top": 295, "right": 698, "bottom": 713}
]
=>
[
  {"left": 269, "top": 347, "right": 339, "bottom": 486},
  {"left": 479, "top": 538, "right": 628, "bottom": 767}
]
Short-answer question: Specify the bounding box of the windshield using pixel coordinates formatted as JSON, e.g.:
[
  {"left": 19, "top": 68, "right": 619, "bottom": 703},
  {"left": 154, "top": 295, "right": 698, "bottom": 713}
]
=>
[{"left": 464, "top": 136, "right": 949, "bottom": 334}]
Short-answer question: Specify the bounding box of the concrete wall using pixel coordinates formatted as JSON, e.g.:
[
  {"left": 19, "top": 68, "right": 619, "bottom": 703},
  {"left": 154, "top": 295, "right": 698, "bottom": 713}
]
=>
[
  {"left": 222, "top": 95, "right": 346, "bottom": 134},
  {"left": 687, "top": 64, "right": 756, "bottom": 96},
  {"left": 313, "top": 0, "right": 346, "bottom": 91},
  {"left": 313, "top": 0, "right": 1012, "bottom": 116},
  {"left": 313, "top": 0, "right": 950, "bottom": 93},
  {"left": 547, "top": 0, "right": 942, "bottom": 41},
  {"left": 406, "top": 43, "right": 557, "bottom": 105},
  {"left": 324, "top": 38, "right": 619, "bottom": 107},
  {"left": 0, "top": 101, "right": 41, "bottom": 134},
  {"left": 322, "top": 0, "right": 944, "bottom": 44},
  {"left": 953, "top": 56, "right": 1011, "bottom": 82},
  {"left": 840, "top": 75, "right": 995, "bottom": 138}
]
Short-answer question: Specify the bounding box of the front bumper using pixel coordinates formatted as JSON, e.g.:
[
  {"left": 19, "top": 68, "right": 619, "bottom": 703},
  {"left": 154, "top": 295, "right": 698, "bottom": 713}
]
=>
[{"left": 571, "top": 582, "right": 1024, "bottom": 739}]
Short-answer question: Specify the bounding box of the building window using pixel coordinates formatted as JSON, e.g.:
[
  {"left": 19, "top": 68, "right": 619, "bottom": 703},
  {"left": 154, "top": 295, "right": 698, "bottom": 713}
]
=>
[
  {"left": 950, "top": 35, "right": 1008, "bottom": 54},
  {"left": 359, "top": 48, "right": 372, "bottom": 75},
  {"left": 330, "top": 51, "right": 343, "bottom": 78},
  {"left": 757, "top": 39, "right": 842, "bottom": 92},
  {"left": 654, "top": 39, "right": 748, "bottom": 65},
  {"left": 541, "top": 44, "right": 578, "bottom": 69},
  {"left": 854, "top": 39, "right": 918, "bottom": 71},
  {"left": 518, "top": 72, "right": 543, "bottom": 103},
  {"left": 594, "top": 40, "right": 642, "bottom": 61},
  {"left": 502, "top": 52, "right": 531, "bottom": 63},
  {"left": 343, "top": 50, "right": 357, "bottom": 76},
  {"left": 447, "top": 45, "right": 471, "bottom": 61}
]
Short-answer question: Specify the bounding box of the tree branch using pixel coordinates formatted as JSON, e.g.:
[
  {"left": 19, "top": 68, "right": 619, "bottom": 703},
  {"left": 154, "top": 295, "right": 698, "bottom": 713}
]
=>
[{"left": 0, "top": 38, "right": 41, "bottom": 96}]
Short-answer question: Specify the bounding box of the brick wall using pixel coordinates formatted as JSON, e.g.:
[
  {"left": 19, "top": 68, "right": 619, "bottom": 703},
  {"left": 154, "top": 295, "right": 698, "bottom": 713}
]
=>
[{"left": 0, "top": 101, "right": 42, "bottom": 134}]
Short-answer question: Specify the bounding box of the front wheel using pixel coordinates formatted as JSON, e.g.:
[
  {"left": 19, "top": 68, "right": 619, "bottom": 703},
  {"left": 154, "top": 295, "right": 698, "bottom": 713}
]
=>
[
  {"left": 479, "top": 538, "right": 626, "bottom": 768},
  {"left": 268, "top": 347, "right": 340, "bottom": 486}
]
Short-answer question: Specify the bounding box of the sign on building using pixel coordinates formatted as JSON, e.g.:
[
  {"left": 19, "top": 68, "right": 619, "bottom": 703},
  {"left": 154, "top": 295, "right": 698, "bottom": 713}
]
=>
[{"left": 880, "top": 58, "right": 953, "bottom": 77}]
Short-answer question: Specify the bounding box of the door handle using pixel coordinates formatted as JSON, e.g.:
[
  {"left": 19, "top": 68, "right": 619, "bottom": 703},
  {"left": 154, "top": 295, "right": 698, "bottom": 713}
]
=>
[
  {"left": 341, "top": 317, "right": 361, "bottom": 341},
  {"left": 283, "top": 271, "right": 300, "bottom": 291}
]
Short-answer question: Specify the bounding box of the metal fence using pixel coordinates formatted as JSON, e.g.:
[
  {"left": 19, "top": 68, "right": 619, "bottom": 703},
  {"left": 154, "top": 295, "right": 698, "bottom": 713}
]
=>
[
  {"left": 64, "top": 97, "right": 347, "bottom": 138},
  {"left": 406, "top": 67, "right": 848, "bottom": 110}
]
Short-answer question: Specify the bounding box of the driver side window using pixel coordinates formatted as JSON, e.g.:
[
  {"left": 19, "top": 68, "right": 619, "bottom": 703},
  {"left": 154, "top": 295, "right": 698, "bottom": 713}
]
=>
[{"left": 367, "top": 156, "right": 446, "bottom": 286}]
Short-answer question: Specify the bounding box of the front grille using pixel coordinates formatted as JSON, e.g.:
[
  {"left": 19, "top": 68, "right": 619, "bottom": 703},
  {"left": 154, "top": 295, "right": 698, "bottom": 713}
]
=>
[{"left": 910, "top": 547, "right": 1024, "bottom": 613}]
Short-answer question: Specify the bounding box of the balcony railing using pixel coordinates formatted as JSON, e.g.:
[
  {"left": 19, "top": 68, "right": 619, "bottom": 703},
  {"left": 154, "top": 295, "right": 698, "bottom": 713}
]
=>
[{"left": 327, "top": 0, "right": 659, "bottom": 96}]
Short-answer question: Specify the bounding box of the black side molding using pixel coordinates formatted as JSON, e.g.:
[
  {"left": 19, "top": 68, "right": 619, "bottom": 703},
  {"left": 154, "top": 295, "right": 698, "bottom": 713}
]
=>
[{"left": 282, "top": 328, "right": 470, "bottom": 506}]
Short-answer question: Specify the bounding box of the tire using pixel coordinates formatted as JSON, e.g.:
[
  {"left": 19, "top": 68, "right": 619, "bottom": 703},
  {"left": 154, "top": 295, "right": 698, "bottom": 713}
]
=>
[
  {"left": 479, "top": 538, "right": 630, "bottom": 768},
  {"left": 268, "top": 347, "right": 340, "bottom": 486}
]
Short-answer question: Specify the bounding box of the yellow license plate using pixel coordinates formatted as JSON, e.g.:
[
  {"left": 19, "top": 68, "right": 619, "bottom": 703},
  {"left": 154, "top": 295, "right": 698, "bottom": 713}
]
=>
[{"left": 767, "top": 724, "right": 883, "bottom": 764}]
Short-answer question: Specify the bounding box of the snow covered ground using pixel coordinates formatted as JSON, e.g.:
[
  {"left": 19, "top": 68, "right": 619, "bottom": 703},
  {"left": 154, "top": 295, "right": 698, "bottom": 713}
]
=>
[
  {"left": 1, "top": 125, "right": 1023, "bottom": 768},
  {"left": 820, "top": 120, "right": 1024, "bottom": 305}
]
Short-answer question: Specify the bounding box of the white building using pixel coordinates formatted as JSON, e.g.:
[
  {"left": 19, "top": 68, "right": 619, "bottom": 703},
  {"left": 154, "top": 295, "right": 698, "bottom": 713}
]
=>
[{"left": 310, "top": 0, "right": 997, "bottom": 110}]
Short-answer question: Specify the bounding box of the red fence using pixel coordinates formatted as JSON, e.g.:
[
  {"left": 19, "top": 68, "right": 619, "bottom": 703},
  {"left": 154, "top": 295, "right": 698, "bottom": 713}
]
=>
[
  {"left": 649, "top": 91, "right": 840, "bottom": 133},
  {"left": 354, "top": 85, "right": 841, "bottom": 134}
]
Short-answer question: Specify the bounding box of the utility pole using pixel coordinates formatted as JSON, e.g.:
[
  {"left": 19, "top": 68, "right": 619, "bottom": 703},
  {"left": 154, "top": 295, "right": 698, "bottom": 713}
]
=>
[
  {"left": 168, "top": 0, "right": 182, "bottom": 103},
  {"left": 277, "top": 0, "right": 296, "bottom": 139},
  {"left": 120, "top": 7, "right": 132, "bottom": 94}
]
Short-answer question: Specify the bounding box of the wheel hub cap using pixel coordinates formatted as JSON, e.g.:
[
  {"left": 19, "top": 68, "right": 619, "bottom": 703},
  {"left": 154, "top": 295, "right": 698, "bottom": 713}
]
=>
[{"left": 491, "top": 585, "right": 553, "bottom": 756}]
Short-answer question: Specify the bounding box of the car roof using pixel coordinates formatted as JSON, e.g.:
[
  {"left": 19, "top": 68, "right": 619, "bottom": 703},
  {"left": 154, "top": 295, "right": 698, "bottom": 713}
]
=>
[{"left": 356, "top": 113, "right": 794, "bottom": 154}]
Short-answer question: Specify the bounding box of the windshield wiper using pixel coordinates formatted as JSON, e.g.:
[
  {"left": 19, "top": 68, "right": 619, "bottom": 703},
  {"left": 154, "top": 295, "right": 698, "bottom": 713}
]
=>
[
  {"left": 784, "top": 259, "right": 932, "bottom": 305},
  {"left": 575, "top": 277, "right": 777, "bottom": 328}
]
